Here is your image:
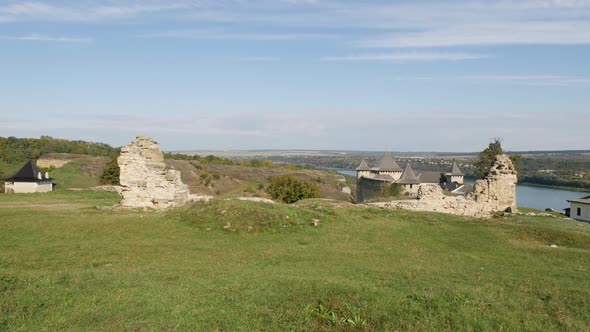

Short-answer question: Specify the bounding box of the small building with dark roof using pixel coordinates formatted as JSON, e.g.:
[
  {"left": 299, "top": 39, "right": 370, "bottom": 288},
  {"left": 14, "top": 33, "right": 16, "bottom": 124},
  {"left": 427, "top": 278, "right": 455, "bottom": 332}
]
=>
[
  {"left": 566, "top": 195, "right": 590, "bottom": 222},
  {"left": 4, "top": 160, "right": 54, "bottom": 193}
]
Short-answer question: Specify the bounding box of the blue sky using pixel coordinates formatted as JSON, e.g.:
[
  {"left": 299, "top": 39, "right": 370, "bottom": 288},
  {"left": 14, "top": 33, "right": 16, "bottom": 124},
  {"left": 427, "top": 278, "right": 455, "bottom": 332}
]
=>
[{"left": 0, "top": 0, "right": 589, "bottom": 151}]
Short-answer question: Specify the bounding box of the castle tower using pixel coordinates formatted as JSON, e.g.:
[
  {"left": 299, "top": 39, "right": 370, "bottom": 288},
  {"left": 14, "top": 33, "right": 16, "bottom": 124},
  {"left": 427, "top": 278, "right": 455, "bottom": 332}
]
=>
[
  {"left": 397, "top": 162, "right": 421, "bottom": 195},
  {"left": 375, "top": 152, "right": 403, "bottom": 180},
  {"left": 356, "top": 158, "right": 371, "bottom": 179},
  {"left": 445, "top": 161, "right": 464, "bottom": 184}
]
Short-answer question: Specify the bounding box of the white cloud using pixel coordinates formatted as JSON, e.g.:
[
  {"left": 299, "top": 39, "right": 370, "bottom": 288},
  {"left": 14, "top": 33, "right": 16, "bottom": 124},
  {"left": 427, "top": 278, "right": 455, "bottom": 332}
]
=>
[
  {"left": 0, "top": 34, "right": 91, "bottom": 42},
  {"left": 359, "top": 21, "right": 590, "bottom": 48},
  {"left": 323, "top": 51, "right": 488, "bottom": 63},
  {"left": 466, "top": 75, "right": 590, "bottom": 86},
  {"left": 2, "top": 1, "right": 590, "bottom": 48},
  {"left": 237, "top": 56, "right": 280, "bottom": 61},
  {"left": 139, "top": 29, "right": 335, "bottom": 41},
  {"left": 0, "top": 1, "right": 193, "bottom": 22}
]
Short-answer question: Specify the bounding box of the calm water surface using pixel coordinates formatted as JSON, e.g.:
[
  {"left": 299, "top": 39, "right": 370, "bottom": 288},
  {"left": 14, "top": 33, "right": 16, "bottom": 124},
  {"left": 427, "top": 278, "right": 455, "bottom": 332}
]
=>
[{"left": 331, "top": 168, "right": 588, "bottom": 211}]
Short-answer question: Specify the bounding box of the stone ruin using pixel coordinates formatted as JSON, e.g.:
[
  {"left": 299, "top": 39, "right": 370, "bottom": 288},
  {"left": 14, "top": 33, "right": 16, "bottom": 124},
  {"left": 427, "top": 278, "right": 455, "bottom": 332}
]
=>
[
  {"left": 118, "top": 135, "right": 190, "bottom": 209},
  {"left": 371, "top": 154, "right": 518, "bottom": 218}
]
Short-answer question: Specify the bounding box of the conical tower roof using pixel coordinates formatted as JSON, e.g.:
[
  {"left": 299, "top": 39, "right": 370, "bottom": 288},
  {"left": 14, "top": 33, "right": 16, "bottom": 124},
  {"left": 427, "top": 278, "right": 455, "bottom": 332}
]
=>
[
  {"left": 376, "top": 152, "right": 402, "bottom": 172},
  {"left": 8, "top": 160, "right": 45, "bottom": 182},
  {"left": 397, "top": 163, "right": 420, "bottom": 184},
  {"left": 448, "top": 161, "right": 464, "bottom": 176},
  {"left": 356, "top": 158, "right": 370, "bottom": 171}
]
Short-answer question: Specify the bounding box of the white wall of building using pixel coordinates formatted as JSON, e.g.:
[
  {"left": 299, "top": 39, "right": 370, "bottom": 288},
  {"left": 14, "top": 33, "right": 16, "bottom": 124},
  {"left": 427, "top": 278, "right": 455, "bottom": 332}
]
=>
[
  {"left": 4, "top": 182, "right": 53, "bottom": 193},
  {"left": 570, "top": 202, "right": 590, "bottom": 222}
]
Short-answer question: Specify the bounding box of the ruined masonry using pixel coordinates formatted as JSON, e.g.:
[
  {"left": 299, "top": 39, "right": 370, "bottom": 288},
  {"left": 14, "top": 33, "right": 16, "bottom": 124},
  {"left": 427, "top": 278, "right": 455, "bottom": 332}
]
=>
[
  {"left": 372, "top": 154, "right": 518, "bottom": 218},
  {"left": 118, "top": 135, "right": 190, "bottom": 209}
]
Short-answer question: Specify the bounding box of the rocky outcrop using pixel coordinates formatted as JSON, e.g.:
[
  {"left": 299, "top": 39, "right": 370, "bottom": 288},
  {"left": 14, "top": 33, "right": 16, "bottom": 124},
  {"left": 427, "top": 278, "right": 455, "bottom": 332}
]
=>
[
  {"left": 118, "top": 135, "right": 190, "bottom": 209},
  {"left": 370, "top": 154, "right": 518, "bottom": 218}
]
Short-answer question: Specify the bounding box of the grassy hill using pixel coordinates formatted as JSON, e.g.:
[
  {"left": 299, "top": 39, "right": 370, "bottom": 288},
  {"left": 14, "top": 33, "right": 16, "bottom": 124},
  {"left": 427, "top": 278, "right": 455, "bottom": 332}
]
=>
[
  {"left": 1, "top": 190, "right": 590, "bottom": 330},
  {"left": 3, "top": 153, "right": 352, "bottom": 201},
  {"left": 166, "top": 159, "right": 352, "bottom": 200}
]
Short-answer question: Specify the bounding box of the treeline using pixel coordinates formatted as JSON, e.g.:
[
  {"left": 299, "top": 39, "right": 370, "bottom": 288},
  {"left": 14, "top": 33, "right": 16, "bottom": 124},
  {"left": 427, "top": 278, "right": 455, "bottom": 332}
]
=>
[
  {"left": 164, "top": 153, "right": 280, "bottom": 168},
  {"left": 0, "top": 136, "right": 119, "bottom": 164},
  {"left": 520, "top": 174, "right": 590, "bottom": 190}
]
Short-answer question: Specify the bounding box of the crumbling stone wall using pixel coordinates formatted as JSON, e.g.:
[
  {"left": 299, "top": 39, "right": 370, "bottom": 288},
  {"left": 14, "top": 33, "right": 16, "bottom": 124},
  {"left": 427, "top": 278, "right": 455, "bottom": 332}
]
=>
[
  {"left": 371, "top": 154, "right": 518, "bottom": 218},
  {"left": 356, "top": 177, "right": 392, "bottom": 203},
  {"left": 118, "top": 135, "right": 190, "bottom": 209}
]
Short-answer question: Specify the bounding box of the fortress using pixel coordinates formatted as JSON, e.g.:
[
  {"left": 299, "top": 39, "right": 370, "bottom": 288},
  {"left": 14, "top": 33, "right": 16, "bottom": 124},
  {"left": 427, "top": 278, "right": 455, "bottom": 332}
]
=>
[
  {"left": 358, "top": 153, "right": 519, "bottom": 218},
  {"left": 356, "top": 152, "right": 469, "bottom": 202}
]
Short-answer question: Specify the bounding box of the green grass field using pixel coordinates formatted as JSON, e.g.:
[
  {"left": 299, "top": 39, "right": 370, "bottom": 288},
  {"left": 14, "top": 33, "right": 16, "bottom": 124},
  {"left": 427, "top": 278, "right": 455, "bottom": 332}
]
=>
[{"left": 1, "top": 190, "right": 590, "bottom": 331}]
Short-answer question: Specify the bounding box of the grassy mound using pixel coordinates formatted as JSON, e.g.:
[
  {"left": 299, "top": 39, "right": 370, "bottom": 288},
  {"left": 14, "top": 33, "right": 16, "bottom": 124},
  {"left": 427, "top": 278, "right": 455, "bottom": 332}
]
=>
[
  {"left": 1, "top": 190, "right": 590, "bottom": 330},
  {"left": 176, "top": 199, "right": 326, "bottom": 233}
]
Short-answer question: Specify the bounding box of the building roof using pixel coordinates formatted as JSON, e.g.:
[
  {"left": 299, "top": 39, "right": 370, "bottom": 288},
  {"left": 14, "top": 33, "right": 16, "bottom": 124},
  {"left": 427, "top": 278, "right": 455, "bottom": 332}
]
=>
[
  {"left": 418, "top": 171, "right": 443, "bottom": 184},
  {"left": 568, "top": 195, "right": 590, "bottom": 205},
  {"left": 356, "top": 158, "right": 371, "bottom": 171},
  {"left": 397, "top": 163, "right": 420, "bottom": 184},
  {"left": 447, "top": 161, "right": 464, "bottom": 176},
  {"left": 7, "top": 160, "right": 51, "bottom": 183},
  {"left": 375, "top": 152, "right": 402, "bottom": 172},
  {"left": 374, "top": 174, "right": 395, "bottom": 182}
]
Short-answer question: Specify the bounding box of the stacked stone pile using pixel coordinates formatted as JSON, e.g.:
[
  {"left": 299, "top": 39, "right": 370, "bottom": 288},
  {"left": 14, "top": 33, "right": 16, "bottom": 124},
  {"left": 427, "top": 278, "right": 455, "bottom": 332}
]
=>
[{"left": 118, "top": 135, "right": 190, "bottom": 209}]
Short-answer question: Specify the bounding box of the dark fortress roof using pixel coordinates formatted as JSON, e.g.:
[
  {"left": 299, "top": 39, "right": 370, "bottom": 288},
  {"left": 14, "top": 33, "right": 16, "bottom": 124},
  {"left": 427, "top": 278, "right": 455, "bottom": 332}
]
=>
[
  {"left": 447, "top": 161, "right": 464, "bottom": 176},
  {"left": 375, "top": 152, "right": 403, "bottom": 172},
  {"left": 8, "top": 160, "right": 51, "bottom": 182},
  {"left": 418, "top": 171, "right": 443, "bottom": 184},
  {"left": 398, "top": 163, "right": 420, "bottom": 184},
  {"left": 356, "top": 158, "right": 371, "bottom": 171}
]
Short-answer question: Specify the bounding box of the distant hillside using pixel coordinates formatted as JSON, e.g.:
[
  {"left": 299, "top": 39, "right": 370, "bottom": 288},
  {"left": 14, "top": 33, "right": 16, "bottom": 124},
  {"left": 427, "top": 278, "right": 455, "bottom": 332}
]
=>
[{"left": 0, "top": 136, "right": 119, "bottom": 165}]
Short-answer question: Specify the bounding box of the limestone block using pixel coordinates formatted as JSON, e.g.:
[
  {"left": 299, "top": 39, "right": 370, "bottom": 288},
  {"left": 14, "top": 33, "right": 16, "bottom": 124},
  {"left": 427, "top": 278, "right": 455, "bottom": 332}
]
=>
[{"left": 118, "top": 135, "right": 190, "bottom": 210}]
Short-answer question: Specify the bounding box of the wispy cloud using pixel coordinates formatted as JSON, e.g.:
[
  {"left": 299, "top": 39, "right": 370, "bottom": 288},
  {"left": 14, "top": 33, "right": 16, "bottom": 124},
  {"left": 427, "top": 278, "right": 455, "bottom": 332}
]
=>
[
  {"left": 359, "top": 22, "right": 590, "bottom": 48},
  {"left": 323, "top": 51, "right": 488, "bottom": 63},
  {"left": 237, "top": 56, "right": 280, "bottom": 62},
  {"left": 0, "top": 34, "right": 91, "bottom": 43},
  {"left": 2, "top": 1, "right": 590, "bottom": 48},
  {"left": 0, "top": 1, "right": 193, "bottom": 22},
  {"left": 139, "top": 29, "right": 335, "bottom": 41},
  {"left": 466, "top": 75, "right": 590, "bottom": 87}
]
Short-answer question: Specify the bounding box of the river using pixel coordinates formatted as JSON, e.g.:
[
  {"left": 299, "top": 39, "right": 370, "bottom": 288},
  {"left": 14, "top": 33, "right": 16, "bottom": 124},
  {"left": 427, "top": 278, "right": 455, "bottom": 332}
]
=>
[{"left": 330, "top": 168, "right": 589, "bottom": 211}]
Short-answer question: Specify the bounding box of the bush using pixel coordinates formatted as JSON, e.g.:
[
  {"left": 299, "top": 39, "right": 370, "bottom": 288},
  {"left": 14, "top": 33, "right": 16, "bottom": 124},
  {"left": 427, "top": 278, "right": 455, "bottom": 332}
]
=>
[
  {"left": 266, "top": 175, "right": 321, "bottom": 204},
  {"left": 99, "top": 155, "right": 120, "bottom": 185},
  {"left": 381, "top": 183, "right": 402, "bottom": 198}
]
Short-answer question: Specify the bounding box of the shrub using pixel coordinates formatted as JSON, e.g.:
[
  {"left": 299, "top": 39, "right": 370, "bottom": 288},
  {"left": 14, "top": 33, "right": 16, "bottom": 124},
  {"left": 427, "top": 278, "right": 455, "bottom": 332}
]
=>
[
  {"left": 266, "top": 175, "right": 321, "bottom": 204},
  {"left": 99, "top": 155, "right": 120, "bottom": 185},
  {"left": 380, "top": 183, "right": 402, "bottom": 198}
]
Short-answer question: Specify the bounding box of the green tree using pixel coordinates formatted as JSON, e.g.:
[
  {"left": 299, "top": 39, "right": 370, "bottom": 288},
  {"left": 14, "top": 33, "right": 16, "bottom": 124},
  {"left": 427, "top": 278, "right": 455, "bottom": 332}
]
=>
[
  {"left": 474, "top": 138, "right": 520, "bottom": 179},
  {"left": 99, "top": 155, "right": 120, "bottom": 185},
  {"left": 474, "top": 138, "right": 504, "bottom": 179},
  {"left": 266, "top": 174, "right": 321, "bottom": 204}
]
